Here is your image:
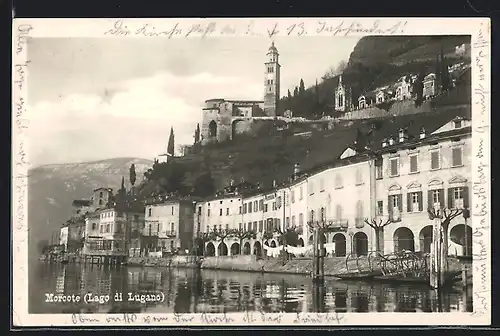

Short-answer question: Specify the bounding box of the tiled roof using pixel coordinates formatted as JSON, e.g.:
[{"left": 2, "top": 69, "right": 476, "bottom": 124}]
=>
[{"left": 72, "top": 199, "right": 91, "bottom": 207}]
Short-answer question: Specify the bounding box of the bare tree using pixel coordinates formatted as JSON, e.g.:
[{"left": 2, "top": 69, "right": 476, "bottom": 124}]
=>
[
  {"left": 364, "top": 218, "right": 393, "bottom": 254},
  {"left": 211, "top": 228, "right": 232, "bottom": 255},
  {"left": 231, "top": 228, "right": 257, "bottom": 255},
  {"left": 427, "top": 207, "right": 463, "bottom": 272}
]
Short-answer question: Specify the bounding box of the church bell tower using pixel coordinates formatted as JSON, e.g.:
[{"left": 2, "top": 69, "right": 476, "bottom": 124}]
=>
[{"left": 263, "top": 41, "right": 281, "bottom": 117}]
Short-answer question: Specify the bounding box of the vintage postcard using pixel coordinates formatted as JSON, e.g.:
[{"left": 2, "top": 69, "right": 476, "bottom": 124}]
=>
[{"left": 12, "top": 18, "right": 491, "bottom": 327}]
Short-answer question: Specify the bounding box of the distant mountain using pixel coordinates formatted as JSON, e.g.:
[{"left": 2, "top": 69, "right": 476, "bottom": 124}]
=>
[{"left": 28, "top": 157, "right": 153, "bottom": 258}]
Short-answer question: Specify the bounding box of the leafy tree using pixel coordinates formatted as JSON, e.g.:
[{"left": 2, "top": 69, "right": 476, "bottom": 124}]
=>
[
  {"left": 150, "top": 161, "right": 188, "bottom": 195},
  {"left": 293, "top": 86, "right": 299, "bottom": 97},
  {"left": 260, "top": 230, "right": 274, "bottom": 258},
  {"left": 194, "top": 123, "right": 200, "bottom": 144},
  {"left": 129, "top": 164, "right": 136, "bottom": 187},
  {"left": 193, "top": 172, "right": 215, "bottom": 198},
  {"left": 299, "top": 79, "right": 305, "bottom": 94},
  {"left": 364, "top": 218, "right": 393, "bottom": 254},
  {"left": 194, "top": 232, "right": 211, "bottom": 256},
  {"left": 412, "top": 73, "right": 425, "bottom": 107},
  {"left": 231, "top": 228, "right": 257, "bottom": 255},
  {"left": 167, "top": 127, "right": 175, "bottom": 156},
  {"left": 287, "top": 89, "right": 292, "bottom": 99}
]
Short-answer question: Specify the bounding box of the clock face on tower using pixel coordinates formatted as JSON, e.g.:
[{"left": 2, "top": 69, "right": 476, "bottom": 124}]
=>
[{"left": 267, "top": 73, "right": 274, "bottom": 80}]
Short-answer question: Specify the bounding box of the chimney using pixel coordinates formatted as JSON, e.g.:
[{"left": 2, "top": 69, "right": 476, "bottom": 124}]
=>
[
  {"left": 272, "top": 180, "right": 277, "bottom": 188},
  {"left": 398, "top": 128, "right": 406, "bottom": 143},
  {"left": 382, "top": 139, "right": 387, "bottom": 148},
  {"left": 420, "top": 127, "right": 426, "bottom": 139},
  {"left": 388, "top": 137, "right": 395, "bottom": 146},
  {"left": 230, "top": 179, "right": 234, "bottom": 187},
  {"left": 294, "top": 163, "right": 300, "bottom": 175}
]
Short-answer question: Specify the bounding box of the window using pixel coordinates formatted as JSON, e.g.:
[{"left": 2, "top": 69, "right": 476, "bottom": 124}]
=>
[
  {"left": 452, "top": 187, "right": 464, "bottom": 208},
  {"left": 272, "top": 202, "right": 276, "bottom": 211},
  {"left": 354, "top": 168, "right": 362, "bottom": 185},
  {"left": 277, "top": 196, "right": 282, "bottom": 208},
  {"left": 430, "top": 150, "right": 440, "bottom": 170},
  {"left": 226, "top": 224, "right": 229, "bottom": 231},
  {"left": 320, "top": 207, "right": 325, "bottom": 221},
  {"left": 171, "top": 206, "right": 174, "bottom": 215},
  {"left": 335, "top": 174, "right": 343, "bottom": 189},
  {"left": 219, "top": 208, "right": 223, "bottom": 216},
  {"left": 243, "top": 203, "right": 247, "bottom": 214},
  {"left": 92, "top": 223, "right": 97, "bottom": 230},
  {"left": 407, "top": 192, "right": 422, "bottom": 212},
  {"left": 299, "top": 213, "right": 304, "bottom": 226},
  {"left": 253, "top": 221, "right": 258, "bottom": 231},
  {"left": 377, "top": 201, "right": 383, "bottom": 216},
  {"left": 286, "top": 217, "right": 290, "bottom": 228},
  {"left": 335, "top": 205, "right": 343, "bottom": 220},
  {"left": 270, "top": 79, "right": 273, "bottom": 85},
  {"left": 409, "top": 154, "right": 419, "bottom": 173},
  {"left": 291, "top": 190, "right": 295, "bottom": 203},
  {"left": 452, "top": 147, "right": 463, "bottom": 167},
  {"left": 389, "top": 157, "right": 399, "bottom": 177},
  {"left": 375, "top": 159, "right": 383, "bottom": 179},
  {"left": 264, "top": 204, "right": 268, "bottom": 212},
  {"left": 320, "top": 178, "right": 325, "bottom": 192},
  {"left": 248, "top": 202, "right": 252, "bottom": 213},
  {"left": 99, "top": 192, "right": 103, "bottom": 198},
  {"left": 259, "top": 220, "right": 263, "bottom": 232},
  {"left": 226, "top": 208, "right": 229, "bottom": 216},
  {"left": 254, "top": 200, "right": 258, "bottom": 210},
  {"left": 207, "top": 209, "right": 211, "bottom": 217},
  {"left": 453, "top": 120, "right": 462, "bottom": 129},
  {"left": 429, "top": 189, "right": 444, "bottom": 208},
  {"left": 292, "top": 215, "right": 296, "bottom": 227},
  {"left": 388, "top": 194, "right": 402, "bottom": 220},
  {"left": 239, "top": 223, "right": 242, "bottom": 230},
  {"left": 310, "top": 210, "right": 315, "bottom": 222},
  {"left": 220, "top": 201, "right": 223, "bottom": 204},
  {"left": 259, "top": 200, "right": 264, "bottom": 211},
  {"left": 299, "top": 186, "right": 303, "bottom": 200},
  {"left": 99, "top": 199, "right": 103, "bottom": 206},
  {"left": 239, "top": 206, "right": 242, "bottom": 214}
]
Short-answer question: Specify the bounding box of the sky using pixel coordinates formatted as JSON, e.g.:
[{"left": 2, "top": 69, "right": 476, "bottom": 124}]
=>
[{"left": 27, "top": 36, "right": 360, "bottom": 167}]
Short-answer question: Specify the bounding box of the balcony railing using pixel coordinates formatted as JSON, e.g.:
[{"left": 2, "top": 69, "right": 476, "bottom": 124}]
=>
[
  {"left": 164, "top": 230, "right": 177, "bottom": 237},
  {"left": 354, "top": 218, "right": 365, "bottom": 229}
]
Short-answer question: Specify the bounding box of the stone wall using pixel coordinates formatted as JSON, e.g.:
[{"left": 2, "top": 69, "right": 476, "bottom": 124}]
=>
[{"left": 339, "top": 100, "right": 432, "bottom": 120}]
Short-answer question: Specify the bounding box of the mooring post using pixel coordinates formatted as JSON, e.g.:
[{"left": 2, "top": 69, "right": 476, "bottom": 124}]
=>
[
  {"left": 318, "top": 229, "right": 325, "bottom": 282},
  {"left": 312, "top": 228, "right": 318, "bottom": 280}
]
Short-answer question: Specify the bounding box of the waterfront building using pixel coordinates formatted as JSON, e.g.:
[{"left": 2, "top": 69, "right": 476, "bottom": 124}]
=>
[
  {"left": 305, "top": 151, "right": 375, "bottom": 257},
  {"left": 374, "top": 115, "right": 472, "bottom": 255},
  {"left": 144, "top": 197, "right": 196, "bottom": 254}
]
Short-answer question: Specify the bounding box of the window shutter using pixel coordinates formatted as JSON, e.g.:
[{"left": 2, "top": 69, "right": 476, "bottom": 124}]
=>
[
  {"left": 388, "top": 196, "right": 393, "bottom": 217},
  {"left": 447, "top": 188, "right": 454, "bottom": 209},
  {"left": 438, "top": 189, "right": 445, "bottom": 208},
  {"left": 463, "top": 186, "right": 470, "bottom": 209},
  {"left": 397, "top": 194, "right": 403, "bottom": 211},
  {"left": 418, "top": 191, "right": 423, "bottom": 211},
  {"left": 452, "top": 147, "right": 462, "bottom": 166},
  {"left": 428, "top": 190, "right": 433, "bottom": 210},
  {"left": 407, "top": 193, "right": 412, "bottom": 212}
]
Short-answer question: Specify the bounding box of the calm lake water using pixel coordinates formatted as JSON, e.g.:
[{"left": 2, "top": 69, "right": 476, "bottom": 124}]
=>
[{"left": 29, "top": 262, "right": 472, "bottom": 314}]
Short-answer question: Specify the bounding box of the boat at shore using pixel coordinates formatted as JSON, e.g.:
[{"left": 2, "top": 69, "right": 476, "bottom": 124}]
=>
[{"left": 334, "top": 270, "right": 382, "bottom": 280}]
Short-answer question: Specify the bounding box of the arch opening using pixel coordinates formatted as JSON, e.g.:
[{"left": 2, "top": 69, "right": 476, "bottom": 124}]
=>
[{"left": 393, "top": 227, "right": 415, "bottom": 253}]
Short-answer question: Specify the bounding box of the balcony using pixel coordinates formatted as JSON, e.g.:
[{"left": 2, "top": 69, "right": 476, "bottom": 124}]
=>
[
  {"left": 354, "top": 218, "right": 365, "bottom": 229},
  {"left": 164, "top": 230, "right": 177, "bottom": 238}
]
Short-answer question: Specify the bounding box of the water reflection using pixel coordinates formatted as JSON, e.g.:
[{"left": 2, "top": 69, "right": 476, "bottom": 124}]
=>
[{"left": 29, "top": 262, "right": 472, "bottom": 314}]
